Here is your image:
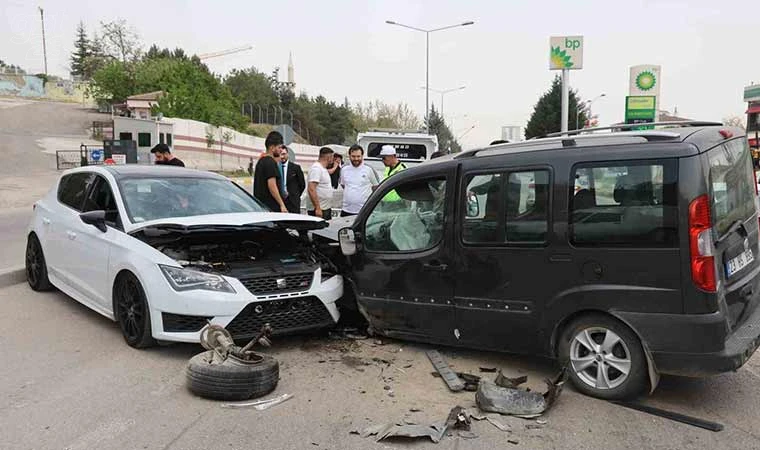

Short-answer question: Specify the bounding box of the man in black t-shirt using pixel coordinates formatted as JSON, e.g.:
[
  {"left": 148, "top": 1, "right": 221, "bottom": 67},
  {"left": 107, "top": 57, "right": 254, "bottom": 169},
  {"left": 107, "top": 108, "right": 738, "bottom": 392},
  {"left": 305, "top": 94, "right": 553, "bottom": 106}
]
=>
[
  {"left": 151, "top": 143, "right": 185, "bottom": 166},
  {"left": 253, "top": 131, "right": 288, "bottom": 213}
]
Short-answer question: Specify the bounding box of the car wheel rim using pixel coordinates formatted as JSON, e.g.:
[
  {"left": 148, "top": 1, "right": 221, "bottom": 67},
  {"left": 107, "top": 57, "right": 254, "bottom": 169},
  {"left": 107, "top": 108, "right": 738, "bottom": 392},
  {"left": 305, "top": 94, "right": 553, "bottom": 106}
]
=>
[
  {"left": 117, "top": 277, "right": 144, "bottom": 342},
  {"left": 26, "top": 240, "right": 40, "bottom": 286},
  {"left": 569, "top": 327, "right": 631, "bottom": 390}
]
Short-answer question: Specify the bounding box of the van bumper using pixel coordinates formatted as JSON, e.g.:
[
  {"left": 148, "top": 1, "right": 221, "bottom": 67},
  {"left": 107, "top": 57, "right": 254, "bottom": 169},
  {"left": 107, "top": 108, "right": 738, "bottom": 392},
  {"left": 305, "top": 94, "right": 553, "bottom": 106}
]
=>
[{"left": 616, "top": 304, "right": 760, "bottom": 377}]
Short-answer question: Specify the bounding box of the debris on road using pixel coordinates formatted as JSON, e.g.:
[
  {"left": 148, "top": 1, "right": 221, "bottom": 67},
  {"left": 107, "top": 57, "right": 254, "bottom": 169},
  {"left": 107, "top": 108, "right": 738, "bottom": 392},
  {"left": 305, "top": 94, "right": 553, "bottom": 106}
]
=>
[
  {"left": 611, "top": 401, "right": 724, "bottom": 432},
  {"left": 430, "top": 370, "right": 481, "bottom": 391},
  {"left": 187, "top": 324, "right": 279, "bottom": 401},
  {"left": 458, "top": 431, "right": 478, "bottom": 439},
  {"left": 444, "top": 406, "right": 471, "bottom": 431},
  {"left": 360, "top": 422, "right": 447, "bottom": 443},
  {"left": 508, "top": 439, "right": 519, "bottom": 445},
  {"left": 479, "top": 367, "right": 497, "bottom": 373},
  {"left": 485, "top": 415, "right": 512, "bottom": 432},
  {"left": 221, "top": 393, "right": 294, "bottom": 410},
  {"left": 495, "top": 370, "right": 529, "bottom": 389},
  {"left": 427, "top": 350, "right": 466, "bottom": 392},
  {"left": 476, "top": 369, "right": 567, "bottom": 418}
]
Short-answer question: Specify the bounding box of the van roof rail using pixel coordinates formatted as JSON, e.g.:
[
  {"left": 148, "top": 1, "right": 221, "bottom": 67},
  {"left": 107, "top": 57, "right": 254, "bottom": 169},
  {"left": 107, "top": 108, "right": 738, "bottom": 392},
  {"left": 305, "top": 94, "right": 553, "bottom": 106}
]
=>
[
  {"left": 365, "top": 128, "right": 427, "bottom": 134},
  {"left": 543, "top": 121, "right": 723, "bottom": 138}
]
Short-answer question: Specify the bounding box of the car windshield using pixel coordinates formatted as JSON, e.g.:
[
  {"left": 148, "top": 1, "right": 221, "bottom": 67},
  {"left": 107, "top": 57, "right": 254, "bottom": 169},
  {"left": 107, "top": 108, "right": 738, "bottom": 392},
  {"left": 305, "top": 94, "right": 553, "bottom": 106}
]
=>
[{"left": 119, "top": 177, "right": 266, "bottom": 223}]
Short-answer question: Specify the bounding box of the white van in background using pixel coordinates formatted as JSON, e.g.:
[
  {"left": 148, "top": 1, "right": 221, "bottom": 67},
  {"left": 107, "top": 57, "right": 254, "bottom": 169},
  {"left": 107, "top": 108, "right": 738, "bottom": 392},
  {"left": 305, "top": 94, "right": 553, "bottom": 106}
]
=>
[{"left": 357, "top": 129, "right": 439, "bottom": 173}]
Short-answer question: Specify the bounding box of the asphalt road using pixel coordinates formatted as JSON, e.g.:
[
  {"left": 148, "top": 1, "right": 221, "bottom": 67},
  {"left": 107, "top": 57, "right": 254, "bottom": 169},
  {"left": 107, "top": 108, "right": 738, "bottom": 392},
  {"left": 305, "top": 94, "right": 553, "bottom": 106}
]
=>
[
  {"left": 2, "top": 282, "right": 760, "bottom": 450},
  {"left": 0, "top": 98, "right": 103, "bottom": 270}
]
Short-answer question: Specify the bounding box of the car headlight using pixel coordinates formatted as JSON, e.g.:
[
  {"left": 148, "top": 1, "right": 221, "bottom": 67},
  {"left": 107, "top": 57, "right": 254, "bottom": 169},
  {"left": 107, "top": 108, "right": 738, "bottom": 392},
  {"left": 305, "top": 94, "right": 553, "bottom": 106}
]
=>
[{"left": 159, "top": 265, "right": 236, "bottom": 293}]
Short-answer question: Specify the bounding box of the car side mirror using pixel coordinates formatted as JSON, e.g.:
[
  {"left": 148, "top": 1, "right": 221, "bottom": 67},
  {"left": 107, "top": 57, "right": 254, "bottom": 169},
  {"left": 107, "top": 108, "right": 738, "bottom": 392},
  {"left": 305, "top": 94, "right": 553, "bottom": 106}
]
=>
[
  {"left": 339, "top": 227, "right": 357, "bottom": 256},
  {"left": 466, "top": 192, "right": 480, "bottom": 218},
  {"left": 80, "top": 210, "right": 108, "bottom": 233}
]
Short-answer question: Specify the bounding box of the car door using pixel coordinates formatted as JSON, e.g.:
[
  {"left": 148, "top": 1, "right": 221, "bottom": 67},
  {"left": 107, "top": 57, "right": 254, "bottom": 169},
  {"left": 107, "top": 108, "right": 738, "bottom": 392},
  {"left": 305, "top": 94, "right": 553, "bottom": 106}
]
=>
[
  {"left": 347, "top": 168, "right": 456, "bottom": 343},
  {"left": 48, "top": 172, "right": 94, "bottom": 290},
  {"left": 68, "top": 175, "right": 121, "bottom": 309},
  {"left": 454, "top": 163, "right": 554, "bottom": 354}
]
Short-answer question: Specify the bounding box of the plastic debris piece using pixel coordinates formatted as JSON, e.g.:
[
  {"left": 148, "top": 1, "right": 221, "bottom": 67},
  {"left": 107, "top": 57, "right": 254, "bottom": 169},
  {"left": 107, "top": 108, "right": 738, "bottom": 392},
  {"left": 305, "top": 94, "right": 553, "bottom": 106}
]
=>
[{"left": 427, "top": 350, "right": 465, "bottom": 392}]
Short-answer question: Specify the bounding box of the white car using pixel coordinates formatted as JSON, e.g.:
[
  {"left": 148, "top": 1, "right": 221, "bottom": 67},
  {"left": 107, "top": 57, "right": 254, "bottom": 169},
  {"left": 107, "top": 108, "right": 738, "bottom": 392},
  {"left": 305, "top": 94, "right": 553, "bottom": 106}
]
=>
[{"left": 25, "top": 165, "right": 343, "bottom": 348}]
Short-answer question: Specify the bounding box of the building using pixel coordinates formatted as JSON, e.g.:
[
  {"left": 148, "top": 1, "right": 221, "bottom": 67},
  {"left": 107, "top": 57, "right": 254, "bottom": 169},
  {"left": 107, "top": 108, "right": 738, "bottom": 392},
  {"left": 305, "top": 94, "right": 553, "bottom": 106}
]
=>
[
  {"left": 113, "top": 116, "right": 174, "bottom": 164},
  {"left": 501, "top": 125, "right": 523, "bottom": 142},
  {"left": 118, "top": 91, "right": 165, "bottom": 120}
]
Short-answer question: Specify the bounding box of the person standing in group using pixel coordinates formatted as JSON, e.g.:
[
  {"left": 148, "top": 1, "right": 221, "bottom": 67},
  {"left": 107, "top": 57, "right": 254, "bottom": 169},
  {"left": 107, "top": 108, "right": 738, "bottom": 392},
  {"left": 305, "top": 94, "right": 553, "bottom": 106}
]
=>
[
  {"left": 307, "top": 147, "right": 335, "bottom": 219},
  {"left": 280, "top": 146, "right": 306, "bottom": 214},
  {"left": 150, "top": 143, "right": 185, "bottom": 167},
  {"left": 340, "top": 144, "right": 379, "bottom": 217},
  {"left": 329, "top": 153, "right": 343, "bottom": 189},
  {"left": 253, "top": 131, "right": 288, "bottom": 213},
  {"left": 379, "top": 145, "right": 406, "bottom": 204}
]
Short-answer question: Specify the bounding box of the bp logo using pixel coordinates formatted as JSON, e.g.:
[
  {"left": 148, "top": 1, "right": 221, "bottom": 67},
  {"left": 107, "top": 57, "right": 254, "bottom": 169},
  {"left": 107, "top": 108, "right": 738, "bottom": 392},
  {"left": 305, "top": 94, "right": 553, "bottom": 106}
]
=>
[
  {"left": 550, "top": 47, "right": 574, "bottom": 69},
  {"left": 635, "top": 70, "right": 657, "bottom": 91}
]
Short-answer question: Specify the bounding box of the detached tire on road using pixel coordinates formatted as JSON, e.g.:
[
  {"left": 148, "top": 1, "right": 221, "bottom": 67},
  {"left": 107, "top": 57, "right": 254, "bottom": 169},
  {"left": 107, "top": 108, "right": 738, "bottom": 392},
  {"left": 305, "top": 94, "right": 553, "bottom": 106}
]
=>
[{"left": 186, "top": 350, "right": 279, "bottom": 401}]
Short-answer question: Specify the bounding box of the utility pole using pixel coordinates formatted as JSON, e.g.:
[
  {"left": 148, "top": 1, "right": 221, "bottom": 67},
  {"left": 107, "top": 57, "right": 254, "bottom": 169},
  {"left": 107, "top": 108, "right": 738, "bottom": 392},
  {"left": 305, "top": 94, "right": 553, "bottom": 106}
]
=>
[{"left": 38, "top": 7, "right": 48, "bottom": 76}]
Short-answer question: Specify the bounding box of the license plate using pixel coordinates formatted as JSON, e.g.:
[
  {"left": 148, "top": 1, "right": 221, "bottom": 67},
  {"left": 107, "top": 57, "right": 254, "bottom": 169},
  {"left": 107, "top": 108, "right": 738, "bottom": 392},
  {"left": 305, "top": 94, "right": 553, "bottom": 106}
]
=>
[{"left": 726, "top": 249, "right": 755, "bottom": 277}]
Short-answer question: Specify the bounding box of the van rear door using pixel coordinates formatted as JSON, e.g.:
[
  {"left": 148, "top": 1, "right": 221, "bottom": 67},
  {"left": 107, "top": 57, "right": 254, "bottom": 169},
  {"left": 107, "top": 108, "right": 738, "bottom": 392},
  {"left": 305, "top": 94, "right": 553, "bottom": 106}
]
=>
[{"left": 707, "top": 138, "right": 760, "bottom": 328}]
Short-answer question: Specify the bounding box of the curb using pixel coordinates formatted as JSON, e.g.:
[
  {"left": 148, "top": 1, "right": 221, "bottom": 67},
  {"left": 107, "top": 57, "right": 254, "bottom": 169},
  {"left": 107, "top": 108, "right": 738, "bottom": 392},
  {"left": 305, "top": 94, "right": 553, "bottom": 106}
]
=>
[{"left": 0, "top": 266, "right": 26, "bottom": 288}]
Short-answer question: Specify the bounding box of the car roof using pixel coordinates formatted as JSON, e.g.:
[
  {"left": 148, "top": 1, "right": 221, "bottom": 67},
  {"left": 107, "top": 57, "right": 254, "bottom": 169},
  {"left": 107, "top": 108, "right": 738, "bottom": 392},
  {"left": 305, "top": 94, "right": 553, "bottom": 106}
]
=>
[{"left": 69, "top": 165, "right": 228, "bottom": 181}]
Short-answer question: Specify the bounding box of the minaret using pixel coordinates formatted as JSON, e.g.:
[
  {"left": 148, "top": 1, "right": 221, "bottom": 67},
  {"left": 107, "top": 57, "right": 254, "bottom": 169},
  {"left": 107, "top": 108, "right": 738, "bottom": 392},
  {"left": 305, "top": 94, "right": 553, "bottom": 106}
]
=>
[{"left": 287, "top": 52, "right": 295, "bottom": 91}]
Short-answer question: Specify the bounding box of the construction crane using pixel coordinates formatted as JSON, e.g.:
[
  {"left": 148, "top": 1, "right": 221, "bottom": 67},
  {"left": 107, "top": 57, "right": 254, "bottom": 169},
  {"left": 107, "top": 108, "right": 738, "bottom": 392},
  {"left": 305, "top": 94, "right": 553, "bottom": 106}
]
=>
[{"left": 197, "top": 45, "right": 253, "bottom": 61}]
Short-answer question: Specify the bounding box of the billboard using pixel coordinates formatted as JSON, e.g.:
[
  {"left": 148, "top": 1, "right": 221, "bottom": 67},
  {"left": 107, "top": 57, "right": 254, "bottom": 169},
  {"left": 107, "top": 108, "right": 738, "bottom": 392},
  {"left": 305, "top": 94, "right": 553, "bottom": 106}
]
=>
[{"left": 549, "top": 36, "right": 583, "bottom": 70}]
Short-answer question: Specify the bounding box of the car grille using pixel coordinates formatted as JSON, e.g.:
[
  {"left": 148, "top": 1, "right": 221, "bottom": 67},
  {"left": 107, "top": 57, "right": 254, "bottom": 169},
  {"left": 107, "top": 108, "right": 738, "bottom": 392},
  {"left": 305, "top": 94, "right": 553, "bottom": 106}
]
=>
[
  {"left": 162, "top": 312, "right": 210, "bottom": 333},
  {"left": 226, "top": 296, "right": 334, "bottom": 339},
  {"left": 238, "top": 272, "right": 314, "bottom": 296}
]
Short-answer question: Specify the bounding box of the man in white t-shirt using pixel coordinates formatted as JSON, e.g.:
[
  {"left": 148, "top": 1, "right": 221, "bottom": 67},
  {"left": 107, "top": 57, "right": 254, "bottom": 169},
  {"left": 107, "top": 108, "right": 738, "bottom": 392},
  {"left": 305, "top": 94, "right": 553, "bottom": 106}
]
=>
[
  {"left": 307, "top": 147, "right": 335, "bottom": 219},
  {"left": 340, "top": 144, "right": 380, "bottom": 217}
]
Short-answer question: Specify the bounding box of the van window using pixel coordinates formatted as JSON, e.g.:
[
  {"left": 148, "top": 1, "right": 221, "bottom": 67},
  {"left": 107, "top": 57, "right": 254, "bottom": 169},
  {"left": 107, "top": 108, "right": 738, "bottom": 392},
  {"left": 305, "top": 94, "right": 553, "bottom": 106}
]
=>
[
  {"left": 571, "top": 160, "right": 678, "bottom": 247},
  {"left": 463, "top": 169, "right": 550, "bottom": 244},
  {"left": 708, "top": 139, "right": 756, "bottom": 237},
  {"left": 364, "top": 177, "right": 446, "bottom": 252}
]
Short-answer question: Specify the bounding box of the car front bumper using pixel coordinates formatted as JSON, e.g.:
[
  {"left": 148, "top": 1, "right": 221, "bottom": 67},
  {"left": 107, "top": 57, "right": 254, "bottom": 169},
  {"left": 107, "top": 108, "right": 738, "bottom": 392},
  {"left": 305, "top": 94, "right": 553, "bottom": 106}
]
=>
[{"left": 143, "top": 268, "right": 342, "bottom": 343}]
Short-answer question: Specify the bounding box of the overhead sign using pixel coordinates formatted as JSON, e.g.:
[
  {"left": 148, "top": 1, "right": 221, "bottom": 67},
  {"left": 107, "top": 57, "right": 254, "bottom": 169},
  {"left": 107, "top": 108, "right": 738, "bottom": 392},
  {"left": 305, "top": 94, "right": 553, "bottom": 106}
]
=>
[{"left": 549, "top": 36, "right": 583, "bottom": 70}]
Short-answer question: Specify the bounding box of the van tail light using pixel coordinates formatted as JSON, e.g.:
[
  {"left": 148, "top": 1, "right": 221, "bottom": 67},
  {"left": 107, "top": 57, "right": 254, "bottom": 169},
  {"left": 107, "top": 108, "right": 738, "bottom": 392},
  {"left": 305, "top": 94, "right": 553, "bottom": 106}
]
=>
[{"left": 689, "top": 195, "right": 716, "bottom": 292}]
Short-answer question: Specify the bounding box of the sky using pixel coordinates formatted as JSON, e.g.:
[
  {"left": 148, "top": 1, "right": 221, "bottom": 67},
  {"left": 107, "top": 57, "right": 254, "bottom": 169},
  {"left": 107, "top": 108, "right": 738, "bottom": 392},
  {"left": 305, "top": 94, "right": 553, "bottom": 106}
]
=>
[{"left": 2, "top": 0, "right": 758, "bottom": 149}]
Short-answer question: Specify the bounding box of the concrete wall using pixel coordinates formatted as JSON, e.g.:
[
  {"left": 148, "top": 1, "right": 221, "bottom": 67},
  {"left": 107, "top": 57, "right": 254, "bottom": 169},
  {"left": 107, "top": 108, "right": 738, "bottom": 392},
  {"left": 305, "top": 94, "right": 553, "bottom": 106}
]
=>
[
  {"left": 0, "top": 75, "right": 95, "bottom": 106},
  {"left": 114, "top": 116, "right": 347, "bottom": 171}
]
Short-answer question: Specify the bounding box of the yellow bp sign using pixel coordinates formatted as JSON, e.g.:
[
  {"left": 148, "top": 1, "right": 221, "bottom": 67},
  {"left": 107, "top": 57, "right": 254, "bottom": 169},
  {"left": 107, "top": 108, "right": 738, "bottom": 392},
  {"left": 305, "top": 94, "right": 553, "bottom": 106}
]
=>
[{"left": 550, "top": 36, "right": 583, "bottom": 70}]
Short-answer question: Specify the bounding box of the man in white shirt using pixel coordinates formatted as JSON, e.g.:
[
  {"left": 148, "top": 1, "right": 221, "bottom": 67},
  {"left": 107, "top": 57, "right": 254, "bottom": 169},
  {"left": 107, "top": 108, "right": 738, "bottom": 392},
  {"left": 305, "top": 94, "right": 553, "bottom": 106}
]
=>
[
  {"left": 340, "top": 144, "right": 380, "bottom": 217},
  {"left": 307, "top": 147, "right": 335, "bottom": 219}
]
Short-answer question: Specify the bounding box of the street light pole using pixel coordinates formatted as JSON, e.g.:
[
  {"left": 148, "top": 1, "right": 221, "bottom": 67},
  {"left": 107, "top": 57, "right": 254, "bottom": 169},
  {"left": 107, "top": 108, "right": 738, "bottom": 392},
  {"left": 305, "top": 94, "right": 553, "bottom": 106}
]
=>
[
  {"left": 386, "top": 20, "right": 474, "bottom": 128},
  {"left": 576, "top": 93, "right": 606, "bottom": 129},
  {"left": 420, "top": 85, "right": 466, "bottom": 118},
  {"left": 38, "top": 7, "right": 48, "bottom": 76}
]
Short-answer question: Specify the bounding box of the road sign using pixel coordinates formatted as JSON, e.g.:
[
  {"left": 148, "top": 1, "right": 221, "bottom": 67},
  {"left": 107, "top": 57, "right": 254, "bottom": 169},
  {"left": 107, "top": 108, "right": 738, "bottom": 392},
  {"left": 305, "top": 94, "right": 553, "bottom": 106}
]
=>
[
  {"left": 549, "top": 36, "right": 583, "bottom": 70},
  {"left": 112, "top": 154, "right": 127, "bottom": 165},
  {"left": 90, "top": 149, "right": 103, "bottom": 162}
]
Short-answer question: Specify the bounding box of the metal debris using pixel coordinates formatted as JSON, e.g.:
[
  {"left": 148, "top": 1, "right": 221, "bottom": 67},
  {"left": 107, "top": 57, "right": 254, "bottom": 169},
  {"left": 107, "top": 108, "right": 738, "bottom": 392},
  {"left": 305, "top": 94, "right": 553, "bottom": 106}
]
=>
[
  {"left": 427, "top": 350, "right": 466, "bottom": 392},
  {"left": 221, "top": 393, "right": 293, "bottom": 410},
  {"left": 476, "top": 369, "right": 567, "bottom": 418},
  {"left": 431, "top": 370, "right": 481, "bottom": 391},
  {"left": 361, "top": 422, "right": 447, "bottom": 443},
  {"left": 485, "top": 415, "right": 511, "bottom": 432},
  {"left": 445, "top": 406, "right": 471, "bottom": 431},
  {"left": 479, "top": 367, "right": 497, "bottom": 373},
  {"left": 495, "top": 370, "right": 529, "bottom": 389},
  {"left": 611, "top": 401, "right": 724, "bottom": 432}
]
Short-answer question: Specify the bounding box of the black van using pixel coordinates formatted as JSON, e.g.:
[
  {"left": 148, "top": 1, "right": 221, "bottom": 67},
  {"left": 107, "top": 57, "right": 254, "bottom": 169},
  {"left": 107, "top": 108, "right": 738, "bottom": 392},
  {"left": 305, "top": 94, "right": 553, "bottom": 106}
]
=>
[{"left": 334, "top": 123, "right": 760, "bottom": 400}]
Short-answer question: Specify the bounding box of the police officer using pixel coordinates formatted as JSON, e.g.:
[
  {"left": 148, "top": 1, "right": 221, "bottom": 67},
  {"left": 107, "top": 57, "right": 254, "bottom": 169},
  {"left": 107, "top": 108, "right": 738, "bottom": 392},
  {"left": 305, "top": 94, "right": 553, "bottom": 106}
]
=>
[{"left": 379, "top": 145, "right": 406, "bottom": 204}]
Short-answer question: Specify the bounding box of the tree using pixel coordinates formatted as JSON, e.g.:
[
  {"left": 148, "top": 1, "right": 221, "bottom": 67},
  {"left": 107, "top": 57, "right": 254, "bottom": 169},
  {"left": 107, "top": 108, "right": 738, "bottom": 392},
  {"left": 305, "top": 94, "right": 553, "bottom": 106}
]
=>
[
  {"left": 723, "top": 115, "right": 747, "bottom": 129},
  {"left": 224, "top": 67, "right": 280, "bottom": 121},
  {"left": 426, "top": 105, "right": 461, "bottom": 153},
  {"left": 352, "top": 100, "right": 421, "bottom": 131},
  {"left": 99, "top": 19, "right": 142, "bottom": 64},
  {"left": 525, "top": 76, "right": 587, "bottom": 139},
  {"left": 70, "top": 21, "right": 91, "bottom": 79}
]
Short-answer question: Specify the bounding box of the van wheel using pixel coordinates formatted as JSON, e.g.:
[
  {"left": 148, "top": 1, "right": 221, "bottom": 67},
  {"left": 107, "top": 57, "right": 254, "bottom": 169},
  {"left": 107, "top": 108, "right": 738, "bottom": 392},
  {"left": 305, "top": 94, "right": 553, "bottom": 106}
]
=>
[{"left": 558, "top": 314, "right": 647, "bottom": 400}]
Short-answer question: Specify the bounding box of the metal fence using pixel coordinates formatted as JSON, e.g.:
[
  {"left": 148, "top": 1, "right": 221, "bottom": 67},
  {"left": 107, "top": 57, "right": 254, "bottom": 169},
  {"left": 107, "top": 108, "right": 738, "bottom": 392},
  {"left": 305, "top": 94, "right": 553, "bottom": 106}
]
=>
[{"left": 55, "top": 151, "right": 103, "bottom": 170}]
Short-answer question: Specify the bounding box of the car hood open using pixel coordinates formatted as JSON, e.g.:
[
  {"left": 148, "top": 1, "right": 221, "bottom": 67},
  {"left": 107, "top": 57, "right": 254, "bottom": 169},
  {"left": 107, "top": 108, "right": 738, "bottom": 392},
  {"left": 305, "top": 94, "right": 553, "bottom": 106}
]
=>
[
  {"left": 126, "top": 212, "right": 328, "bottom": 235},
  {"left": 309, "top": 215, "right": 356, "bottom": 242}
]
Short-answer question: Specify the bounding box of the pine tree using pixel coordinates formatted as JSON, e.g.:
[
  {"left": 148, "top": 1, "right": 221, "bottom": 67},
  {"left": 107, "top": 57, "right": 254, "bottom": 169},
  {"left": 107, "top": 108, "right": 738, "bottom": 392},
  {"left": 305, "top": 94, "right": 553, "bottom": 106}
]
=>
[
  {"left": 525, "top": 76, "right": 587, "bottom": 139},
  {"left": 70, "top": 21, "right": 91, "bottom": 79},
  {"left": 427, "top": 105, "right": 462, "bottom": 153}
]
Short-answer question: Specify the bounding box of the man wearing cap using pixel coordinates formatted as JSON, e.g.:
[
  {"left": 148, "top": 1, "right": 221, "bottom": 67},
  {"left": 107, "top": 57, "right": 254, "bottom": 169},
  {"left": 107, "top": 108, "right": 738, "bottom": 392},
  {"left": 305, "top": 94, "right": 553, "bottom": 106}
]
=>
[{"left": 380, "top": 145, "right": 406, "bottom": 203}]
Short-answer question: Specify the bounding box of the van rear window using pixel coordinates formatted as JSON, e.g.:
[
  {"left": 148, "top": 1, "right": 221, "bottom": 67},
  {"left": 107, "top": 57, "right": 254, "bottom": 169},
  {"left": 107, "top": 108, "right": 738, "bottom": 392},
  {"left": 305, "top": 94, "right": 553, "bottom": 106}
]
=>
[
  {"left": 367, "top": 143, "right": 427, "bottom": 160},
  {"left": 708, "top": 139, "right": 756, "bottom": 237}
]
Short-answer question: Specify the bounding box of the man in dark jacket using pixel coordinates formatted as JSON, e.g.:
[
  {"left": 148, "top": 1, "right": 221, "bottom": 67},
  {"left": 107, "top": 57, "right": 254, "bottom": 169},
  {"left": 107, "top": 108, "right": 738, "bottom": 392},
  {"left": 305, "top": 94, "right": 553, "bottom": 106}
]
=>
[
  {"left": 151, "top": 143, "right": 185, "bottom": 166},
  {"left": 280, "top": 147, "right": 306, "bottom": 214}
]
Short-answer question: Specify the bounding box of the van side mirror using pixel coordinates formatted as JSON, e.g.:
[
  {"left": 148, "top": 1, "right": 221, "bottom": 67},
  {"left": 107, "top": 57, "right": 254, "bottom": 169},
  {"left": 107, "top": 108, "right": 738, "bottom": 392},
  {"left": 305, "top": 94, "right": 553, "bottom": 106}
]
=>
[
  {"left": 80, "top": 210, "right": 108, "bottom": 233},
  {"left": 339, "top": 228, "right": 357, "bottom": 256},
  {"left": 466, "top": 192, "right": 480, "bottom": 218}
]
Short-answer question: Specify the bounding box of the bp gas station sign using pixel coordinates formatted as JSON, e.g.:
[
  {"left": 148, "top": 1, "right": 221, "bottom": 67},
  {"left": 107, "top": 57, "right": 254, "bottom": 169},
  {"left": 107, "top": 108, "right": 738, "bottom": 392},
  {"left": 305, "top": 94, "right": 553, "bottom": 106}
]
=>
[{"left": 625, "top": 96, "right": 656, "bottom": 129}]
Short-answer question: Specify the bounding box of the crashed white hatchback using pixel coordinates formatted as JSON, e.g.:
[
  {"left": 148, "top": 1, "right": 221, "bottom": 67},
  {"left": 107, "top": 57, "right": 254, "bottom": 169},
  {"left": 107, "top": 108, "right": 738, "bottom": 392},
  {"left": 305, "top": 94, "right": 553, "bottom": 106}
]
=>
[{"left": 25, "top": 165, "right": 342, "bottom": 348}]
